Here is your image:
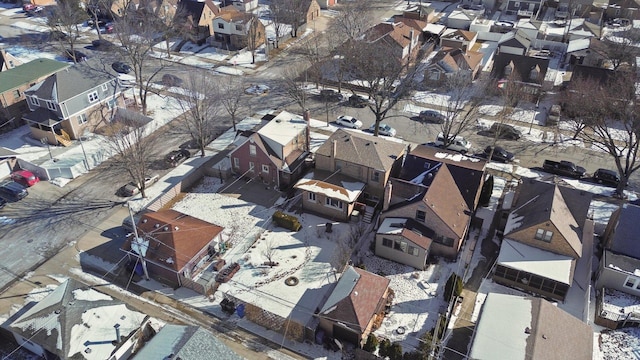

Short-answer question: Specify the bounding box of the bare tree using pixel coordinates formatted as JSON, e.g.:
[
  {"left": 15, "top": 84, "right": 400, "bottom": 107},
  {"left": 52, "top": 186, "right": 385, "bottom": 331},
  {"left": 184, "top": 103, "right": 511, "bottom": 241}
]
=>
[
  {"left": 246, "top": 16, "right": 263, "bottom": 64},
  {"left": 178, "top": 71, "right": 222, "bottom": 157},
  {"left": 603, "top": 28, "right": 640, "bottom": 70},
  {"left": 330, "top": 0, "right": 374, "bottom": 41},
  {"left": 113, "top": 10, "right": 167, "bottom": 115},
  {"left": 46, "top": 0, "right": 85, "bottom": 61},
  {"left": 581, "top": 70, "right": 640, "bottom": 197},
  {"left": 272, "top": 0, "right": 308, "bottom": 37},
  {"left": 330, "top": 232, "right": 352, "bottom": 272},
  {"left": 428, "top": 72, "right": 489, "bottom": 149},
  {"left": 262, "top": 239, "right": 277, "bottom": 267},
  {"left": 280, "top": 64, "right": 309, "bottom": 112},
  {"left": 345, "top": 39, "right": 424, "bottom": 136},
  {"left": 219, "top": 76, "right": 245, "bottom": 132},
  {"left": 103, "top": 112, "right": 156, "bottom": 198},
  {"left": 86, "top": 0, "right": 112, "bottom": 40},
  {"left": 268, "top": 0, "right": 287, "bottom": 48},
  {"left": 559, "top": 75, "right": 604, "bottom": 139}
]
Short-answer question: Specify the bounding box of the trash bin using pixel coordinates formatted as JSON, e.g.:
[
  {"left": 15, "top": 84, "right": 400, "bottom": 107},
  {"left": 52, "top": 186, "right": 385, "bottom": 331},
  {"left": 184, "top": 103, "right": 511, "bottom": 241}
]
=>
[{"left": 326, "top": 223, "right": 333, "bottom": 233}]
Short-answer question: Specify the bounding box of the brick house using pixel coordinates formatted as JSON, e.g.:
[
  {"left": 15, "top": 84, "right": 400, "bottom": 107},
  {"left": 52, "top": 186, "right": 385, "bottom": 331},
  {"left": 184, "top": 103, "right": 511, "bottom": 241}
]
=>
[
  {"left": 493, "top": 179, "right": 592, "bottom": 301},
  {"left": 121, "top": 210, "right": 224, "bottom": 289},
  {"left": 362, "top": 22, "right": 421, "bottom": 62},
  {"left": 424, "top": 47, "right": 483, "bottom": 87},
  {"left": 23, "top": 62, "right": 127, "bottom": 146},
  {"left": 177, "top": 0, "right": 220, "bottom": 41},
  {"left": 228, "top": 111, "right": 309, "bottom": 189},
  {"left": 318, "top": 266, "right": 392, "bottom": 347},
  {"left": 294, "top": 129, "right": 406, "bottom": 222},
  {"left": 0, "top": 58, "right": 69, "bottom": 128}
]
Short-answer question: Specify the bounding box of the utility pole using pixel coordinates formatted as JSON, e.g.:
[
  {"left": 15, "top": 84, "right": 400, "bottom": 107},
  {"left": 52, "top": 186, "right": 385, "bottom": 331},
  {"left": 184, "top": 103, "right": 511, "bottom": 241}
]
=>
[
  {"left": 429, "top": 313, "right": 441, "bottom": 360},
  {"left": 128, "top": 204, "right": 149, "bottom": 280}
]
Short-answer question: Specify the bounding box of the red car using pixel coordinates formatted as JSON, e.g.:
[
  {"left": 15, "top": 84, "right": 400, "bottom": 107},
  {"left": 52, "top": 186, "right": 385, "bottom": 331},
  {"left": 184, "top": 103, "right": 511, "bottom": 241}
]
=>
[{"left": 11, "top": 170, "right": 39, "bottom": 187}]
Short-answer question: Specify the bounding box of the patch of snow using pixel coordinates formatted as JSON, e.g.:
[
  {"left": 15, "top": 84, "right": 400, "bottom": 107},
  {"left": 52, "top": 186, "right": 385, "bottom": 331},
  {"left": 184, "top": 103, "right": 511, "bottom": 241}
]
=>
[{"left": 72, "top": 288, "right": 113, "bottom": 302}]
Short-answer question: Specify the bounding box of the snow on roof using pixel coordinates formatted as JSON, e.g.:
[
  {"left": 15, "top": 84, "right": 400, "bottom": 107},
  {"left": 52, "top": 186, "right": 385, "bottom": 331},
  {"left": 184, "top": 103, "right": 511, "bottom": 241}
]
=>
[
  {"left": 567, "top": 38, "right": 591, "bottom": 53},
  {"left": 433, "top": 151, "right": 482, "bottom": 163},
  {"left": 72, "top": 289, "right": 113, "bottom": 302},
  {"left": 470, "top": 293, "right": 531, "bottom": 360},
  {"left": 497, "top": 239, "right": 574, "bottom": 284},
  {"left": 425, "top": 23, "right": 446, "bottom": 34},
  {"left": 258, "top": 110, "right": 308, "bottom": 147},
  {"left": 294, "top": 172, "right": 365, "bottom": 203},
  {"left": 377, "top": 217, "right": 408, "bottom": 235}
]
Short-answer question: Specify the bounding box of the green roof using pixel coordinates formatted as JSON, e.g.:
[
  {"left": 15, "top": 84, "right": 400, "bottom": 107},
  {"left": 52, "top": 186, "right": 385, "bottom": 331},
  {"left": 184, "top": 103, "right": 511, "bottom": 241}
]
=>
[{"left": 0, "top": 58, "right": 70, "bottom": 94}]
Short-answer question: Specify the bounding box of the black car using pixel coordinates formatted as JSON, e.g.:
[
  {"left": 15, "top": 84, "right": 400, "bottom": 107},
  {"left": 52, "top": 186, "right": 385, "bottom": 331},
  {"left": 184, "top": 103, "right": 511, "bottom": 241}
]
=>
[
  {"left": 0, "top": 181, "right": 28, "bottom": 202},
  {"left": 90, "top": 39, "right": 115, "bottom": 51},
  {"left": 162, "top": 74, "right": 183, "bottom": 87},
  {"left": 418, "top": 110, "right": 446, "bottom": 124},
  {"left": 348, "top": 94, "right": 367, "bottom": 108},
  {"left": 49, "top": 30, "right": 70, "bottom": 40},
  {"left": 483, "top": 146, "right": 515, "bottom": 163},
  {"left": 112, "top": 61, "right": 132, "bottom": 74},
  {"left": 488, "top": 123, "right": 522, "bottom": 140},
  {"left": 165, "top": 149, "right": 191, "bottom": 167},
  {"left": 64, "top": 49, "right": 88, "bottom": 62},
  {"left": 87, "top": 19, "right": 107, "bottom": 27},
  {"left": 319, "top": 89, "right": 344, "bottom": 102},
  {"left": 593, "top": 168, "right": 622, "bottom": 187}
]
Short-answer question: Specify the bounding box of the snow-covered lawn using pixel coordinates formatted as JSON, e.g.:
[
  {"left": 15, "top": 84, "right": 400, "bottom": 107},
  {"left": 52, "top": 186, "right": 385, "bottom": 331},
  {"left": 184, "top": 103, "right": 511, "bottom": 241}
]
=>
[{"left": 599, "top": 327, "right": 640, "bottom": 359}]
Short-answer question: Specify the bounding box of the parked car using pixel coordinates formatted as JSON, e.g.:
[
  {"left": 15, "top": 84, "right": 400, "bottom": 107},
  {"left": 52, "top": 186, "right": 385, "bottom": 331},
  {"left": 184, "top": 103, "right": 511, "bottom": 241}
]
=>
[
  {"left": 320, "top": 89, "right": 344, "bottom": 102},
  {"left": 49, "top": 30, "right": 70, "bottom": 40},
  {"left": 593, "top": 168, "right": 622, "bottom": 187},
  {"left": 435, "top": 133, "right": 472, "bottom": 153},
  {"left": 483, "top": 146, "right": 514, "bottom": 163},
  {"left": 90, "top": 39, "right": 115, "bottom": 51},
  {"left": 87, "top": 19, "right": 107, "bottom": 27},
  {"left": 245, "top": 84, "right": 270, "bottom": 95},
  {"left": 10, "top": 170, "right": 39, "bottom": 187},
  {"left": 165, "top": 149, "right": 191, "bottom": 167},
  {"left": 0, "top": 181, "right": 28, "bottom": 202},
  {"left": 23, "top": 4, "right": 43, "bottom": 15},
  {"left": 542, "top": 160, "right": 586, "bottom": 178},
  {"left": 418, "top": 110, "right": 446, "bottom": 124},
  {"left": 369, "top": 123, "right": 396, "bottom": 137},
  {"left": 63, "top": 49, "right": 88, "bottom": 62},
  {"left": 162, "top": 74, "right": 183, "bottom": 87},
  {"left": 112, "top": 61, "right": 132, "bottom": 74},
  {"left": 348, "top": 95, "right": 367, "bottom": 108},
  {"left": 104, "top": 23, "right": 114, "bottom": 34},
  {"left": 488, "top": 123, "right": 522, "bottom": 140},
  {"left": 335, "top": 115, "right": 363, "bottom": 129},
  {"left": 117, "top": 174, "right": 160, "bottom": 197}
]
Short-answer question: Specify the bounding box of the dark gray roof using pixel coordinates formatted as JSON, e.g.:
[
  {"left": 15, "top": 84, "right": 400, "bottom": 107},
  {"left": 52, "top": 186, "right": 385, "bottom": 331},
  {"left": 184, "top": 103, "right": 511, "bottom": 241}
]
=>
[
  {"left": 609, "top": 203, "right": 640, "bottom": 259},
  {"left": 22, "top": 107, "right": 63, "bottom": 126},
  {"left": 491, "top": 52, "right": 549, "bottom": 83},
  {"left": 133, "top": 325, "right": 245, "bottom": 359},
  {"left": 506, "top": 179, "right": 592, "bottom": 255},
  {"left": 25, "top": 62, "right": 115, "bottom": 102},
  {"left": 498, "top": 29, "right": 531, "bottom": 50}
]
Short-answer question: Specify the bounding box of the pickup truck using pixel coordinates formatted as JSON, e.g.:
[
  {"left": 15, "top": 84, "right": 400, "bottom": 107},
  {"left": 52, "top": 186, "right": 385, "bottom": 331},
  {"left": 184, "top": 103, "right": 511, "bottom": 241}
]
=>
[{"left": 542, "top": 160, "right": 586, "bottom": 179}]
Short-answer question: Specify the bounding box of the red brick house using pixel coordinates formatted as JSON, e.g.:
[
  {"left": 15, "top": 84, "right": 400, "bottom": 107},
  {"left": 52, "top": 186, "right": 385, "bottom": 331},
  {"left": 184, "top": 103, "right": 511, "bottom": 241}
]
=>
[
  {"left": 229, "top": 111, "right": 309, "bottom": 189},
  {"left": 122, "top": 210, "right": 224, "bottom": 288}
]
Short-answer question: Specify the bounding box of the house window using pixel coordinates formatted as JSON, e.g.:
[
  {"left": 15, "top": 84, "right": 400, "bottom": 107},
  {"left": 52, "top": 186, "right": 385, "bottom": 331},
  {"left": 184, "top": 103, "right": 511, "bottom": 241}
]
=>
[
  {"left": 308, "top": 192, "right": 316, "bottom": 202},
  {"left": 88, "top": 91, "right": 99, "bottom": 102},
  {"left": 218, "top": 23, "right": 224, "bottom": 29},
  {"left": 262, "top": 164, "right": 269, "bottom": 173},
  {"left": 416, "top": 210, "right": 426, "bottom": 222},
  {"left": 429, "top": 70, "right": 440, "bottom": 80},
  {"left": 249, "top": 144, "right": 256, "bottom": 156},
  {"left": 325, "top": 197, "right": 343, "bottom": 209},
  {"left": 382, "top": 238, "right": 393, "bottom": 248},
  {"left": 371, "top": 171, "right": 380, "bottom": 182},
  {"left": 408, "top": 245, "right": 419, "bottom": 256},
  {"left": 77, "top": 113, "right": 87, "bottom": 124},
  {"left": 393, "top": 240, "right": 407, "bottom": 252},
  {"left": 46, "top": 101, "right": 56, "bottom": 111},
  {"left": 249, "top": 161, "right": 255, "bottom": 171},
  {"left": 236, "top": 25, "right": 243, "bottom": 31},
  {"left": 535, "top": 228, "right": 553, "bottom": 242},
  {"left": 623, "top": 276, "right": 640, "bottom": 290},
  {"left": 101, "top": 83, "right": 108, "bottom": 92},
  {"left": 12, "top": 90, "right": 20, "bottom": 99},
  {"left": 29, "top": 96, "right": 39, "bottom": 106},
  {"left": 233, "top": 157, "right": 240, "bottom": 168}
]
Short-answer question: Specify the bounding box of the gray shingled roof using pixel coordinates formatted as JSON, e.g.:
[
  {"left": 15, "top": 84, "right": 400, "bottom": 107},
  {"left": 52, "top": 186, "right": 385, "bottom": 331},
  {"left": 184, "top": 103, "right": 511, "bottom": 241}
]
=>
[
  {"left": 315, "top": 129, "right": 406, "bottom": 172},
  {"left": 609, "top": 203, "right": 640, "bottom": 259},
  {"left": 25, "top": 62, "right": 115, "bottom": 102},
  {"left": 133, "top": 325, "right": 244, "bottom": 359}
]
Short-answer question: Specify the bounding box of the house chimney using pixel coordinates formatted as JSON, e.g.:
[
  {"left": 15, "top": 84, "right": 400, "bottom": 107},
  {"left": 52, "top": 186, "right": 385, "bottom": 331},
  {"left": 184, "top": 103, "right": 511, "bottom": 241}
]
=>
[
  {"left": 114, "top": 324, "right": 121, "bottom": 343},
  {"left": 383, "top": 181, "right": 392, "bottom": 212},
  {"left": 303, "top": 110, "right": 311, "bottom": 153},
  {"left": 332, "top": 139, "right": 338, "bottom": 164}
]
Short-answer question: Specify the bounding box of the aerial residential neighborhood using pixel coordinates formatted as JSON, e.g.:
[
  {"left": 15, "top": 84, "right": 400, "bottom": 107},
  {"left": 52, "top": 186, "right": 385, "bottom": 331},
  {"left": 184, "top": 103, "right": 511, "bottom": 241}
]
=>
[{"left": 1, "top": 0, "right": 640, "bottom": 358}]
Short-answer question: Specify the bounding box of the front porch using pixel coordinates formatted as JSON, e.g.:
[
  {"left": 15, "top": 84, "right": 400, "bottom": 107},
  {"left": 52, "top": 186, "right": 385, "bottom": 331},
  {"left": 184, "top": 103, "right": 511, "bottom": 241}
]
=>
[{"left": 23, "top": 108, "right": 72, "bottom": 146}]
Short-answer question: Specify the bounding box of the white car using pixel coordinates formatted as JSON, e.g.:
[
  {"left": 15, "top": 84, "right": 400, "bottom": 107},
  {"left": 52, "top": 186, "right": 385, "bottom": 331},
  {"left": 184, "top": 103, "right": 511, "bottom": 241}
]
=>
[
  {"left": 245, "top": 84, "right": 270, "bottom": 95},
  {"left": 335, "top": 115, "right": 363, "bottom": 129},
  {"left": 369, "top": 123, "right": 397, "bottom": 137},
  {"left": 434, "top": 132, "right": 472, "bottom": 153}
]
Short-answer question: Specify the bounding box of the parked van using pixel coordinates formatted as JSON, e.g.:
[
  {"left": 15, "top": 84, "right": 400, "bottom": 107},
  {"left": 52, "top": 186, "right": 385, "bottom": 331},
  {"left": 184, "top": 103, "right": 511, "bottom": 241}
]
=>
[
  {"left": 435, "top": 133, "right": 472, "bottom": 153},
  {"left": 0, "top": 181, "right": 28, "bottom": 201}
]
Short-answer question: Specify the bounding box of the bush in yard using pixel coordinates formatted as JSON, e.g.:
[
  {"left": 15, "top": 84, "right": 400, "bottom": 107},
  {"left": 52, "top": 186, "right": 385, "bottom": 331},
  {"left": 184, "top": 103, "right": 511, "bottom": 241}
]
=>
[
  {"left": 389, "top": 342, "right": 403, "bottom": 360},
  {"left": 444, "top": 273, "right": 463, "bottom": 302},
  {"left": 363, "top": 333, "right": 378, "bottom": 352},
  {"left": 272, "top": 211, "right": 302, "bottom": 231},
  {"left": 379, "top": 338, "right": 392, "bottom": 358}
]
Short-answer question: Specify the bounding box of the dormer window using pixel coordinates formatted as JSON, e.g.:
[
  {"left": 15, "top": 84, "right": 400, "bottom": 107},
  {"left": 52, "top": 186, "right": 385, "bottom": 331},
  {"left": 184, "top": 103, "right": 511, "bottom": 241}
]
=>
[
  {"left": 29, "top": 96, "right": 39, "bottom": 106},
  {"left": 46, "top": 101, "right": 56, "bottom": 111}
]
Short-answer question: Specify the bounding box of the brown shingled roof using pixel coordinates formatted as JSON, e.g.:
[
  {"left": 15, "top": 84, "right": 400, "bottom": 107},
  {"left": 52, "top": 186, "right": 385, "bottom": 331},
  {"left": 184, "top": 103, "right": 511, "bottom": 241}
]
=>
[
  {"left": 423, "top": 164, "right": 469, "bottom": 238},
  {"left": 124, "top": 210, "right": 223, "bottom": 272}
]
